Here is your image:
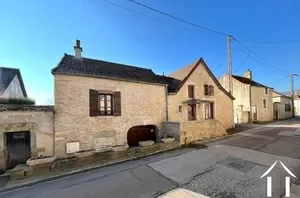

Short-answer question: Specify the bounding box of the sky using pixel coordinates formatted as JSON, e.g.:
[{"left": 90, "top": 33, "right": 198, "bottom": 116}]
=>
[{"left": 1, "top": 0, "right": 300, "bottom": 105}]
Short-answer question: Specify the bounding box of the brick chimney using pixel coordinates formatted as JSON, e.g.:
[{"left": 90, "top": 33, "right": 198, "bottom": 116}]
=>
[
  {"left": 244, "top": 69, "right": 252, "bottom": 80},
  {"left": 74, "top": 40, "right": 82, "bottom": 58}
]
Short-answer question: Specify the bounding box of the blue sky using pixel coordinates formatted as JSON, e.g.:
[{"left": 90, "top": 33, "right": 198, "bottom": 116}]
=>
[{"left": 1, "top": 0, "right": 300, "bottom": 104}]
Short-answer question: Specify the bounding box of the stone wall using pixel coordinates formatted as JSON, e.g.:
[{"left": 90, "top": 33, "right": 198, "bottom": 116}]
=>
[
  {"left": 179, "top": 120, "right": 227, "bottom": 144},
  {"left": 168, "top": 61, "right": 234, "bottom": 129},
  {"left": 54, "top": 75, "right": 167, "bottom": 157},
  {"left": 0, "top": 105, "right": 54, "bottom": 170},
  {"left": 162, "top": 122, "right": 180, "bottom": 140}
]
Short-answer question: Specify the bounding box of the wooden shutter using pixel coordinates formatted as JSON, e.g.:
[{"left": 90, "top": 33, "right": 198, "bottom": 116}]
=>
[
  {"left": 204, "top": 85, "right": 208, "bottom": 95},
  {"left": 113, "top": 92, "right": 121, "bottom": 116},
  {"left": 188, "top": 85, "right": 194, "bottom": 98},
  {"left": 89, "top": 89, "right": 99, "bottom": 116}
]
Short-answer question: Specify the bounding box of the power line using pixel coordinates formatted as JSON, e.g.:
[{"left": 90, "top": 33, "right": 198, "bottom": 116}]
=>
[
  {"left": 239, "top": 39, "right": 300, "bottom": 44},
  {"left": 105, "top": 0, "right": 293, "bottom": 75},
  {"left": 100, "top": 0, "right": 212, "bottom": 38},
  {"left": 127, "top": 0, "right": 228, "bottom": 37},
  {"left": 238, "top": 0, "right": 283, "bottom": 69},
  {"left": 233, "top": 37, "right": 291, "bottom": 75}
]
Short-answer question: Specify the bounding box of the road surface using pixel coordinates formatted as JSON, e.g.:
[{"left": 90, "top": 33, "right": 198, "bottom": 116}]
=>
[{"left": 1, "top": 119, "right": 300, "bottom": 198}]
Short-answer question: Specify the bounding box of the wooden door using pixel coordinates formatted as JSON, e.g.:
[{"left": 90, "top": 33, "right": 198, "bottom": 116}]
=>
[
  {"left": 188, "top": 104, "right": 196, "bottom": 120},
  {"left": 127, "top": 125, "right": 156, "bottom": 147},
  {"left": 6, "top": 131, "right": 31, "bottom": 169}
]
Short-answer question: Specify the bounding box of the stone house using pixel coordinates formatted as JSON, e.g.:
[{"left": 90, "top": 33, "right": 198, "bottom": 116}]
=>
[
  {"left": 219, "top": 69, "right": 273, "bottom": 123},
  {"left": 0, "top": 105, "right": 54, "bottom": 170},
  {"left": 0, "top": 67, "right": 27, "bottom": 98},
  {"left": 51, "top": 40, "right": 235, "bottom": 157},
  {"left": 272, "top": 91, "right": 293, "bottom": 120}
]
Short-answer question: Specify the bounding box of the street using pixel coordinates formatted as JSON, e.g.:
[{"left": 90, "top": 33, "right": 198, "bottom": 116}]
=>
[{"left": 1, "top": 119, "right": 300, "bottom": 198}]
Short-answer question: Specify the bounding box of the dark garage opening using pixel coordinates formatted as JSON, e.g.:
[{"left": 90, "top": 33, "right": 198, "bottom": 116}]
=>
[
  {"left": 127, "top": 125, "right": 156, "bottom": 147},
  {"left": 5, "top": 131, "right": 31, "bottom": 169}
]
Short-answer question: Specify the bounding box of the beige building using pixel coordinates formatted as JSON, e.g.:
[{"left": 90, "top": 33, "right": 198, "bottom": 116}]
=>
[
  {"left": 51, "top": 40, "right": 234, "bottom": 157},
  {"left": 219, "top": 70, "right": 273, "bottom": 123},
  {"left": 293, "top": 94, "right": 300, "bottom": 118},
  {"left": 273, "top": 91, "right": 293, "bottom": 120}
]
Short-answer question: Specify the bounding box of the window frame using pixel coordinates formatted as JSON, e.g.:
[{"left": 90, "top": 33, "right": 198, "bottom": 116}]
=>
[
  {"left": 188, "top": 85, "right": 195, "bottom": 98},
  {"left": 204, "top": 102, "right": 214, "bottom": 119},
  {"left": 204, "top": 84, "right": 209, "bottom": 96},
  {"left": 99, "top": 93, "right": 113, "bottom": 116},
  {"left": 265, "top": 88, "right": 268, "bottom": 95},
  {"left": 263, "top": 99, "right": 267, "bottom": 108}
]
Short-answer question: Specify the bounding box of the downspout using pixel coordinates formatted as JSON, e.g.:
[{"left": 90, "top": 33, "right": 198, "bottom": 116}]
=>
[
  {"left": 249, "top": 84, "right": 253, "bottom": 123},
  {"left": 165, "top": 85, "right": 169, "bottom": 121}
]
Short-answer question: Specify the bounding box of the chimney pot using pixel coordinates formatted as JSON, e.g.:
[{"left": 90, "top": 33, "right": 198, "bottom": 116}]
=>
[
  {"left": 74, "top": 39, "right": 83, "bottom": 58},
  {"left": 244, "top": 69, "right": 252, "bottom": 80}
]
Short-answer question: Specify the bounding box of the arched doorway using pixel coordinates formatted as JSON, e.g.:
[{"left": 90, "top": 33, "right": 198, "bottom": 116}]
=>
[{"left": 127, "top": 125, "right": 157, "bottom": 147}]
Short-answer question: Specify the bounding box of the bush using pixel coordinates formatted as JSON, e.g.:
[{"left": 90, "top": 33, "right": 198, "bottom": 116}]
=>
[{"left": 0, "top": 97, "right": 35, "bottom": 105}]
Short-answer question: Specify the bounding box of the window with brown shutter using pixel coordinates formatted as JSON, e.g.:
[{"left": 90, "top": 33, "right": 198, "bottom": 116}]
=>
[
  {"left": 89, "top": 89, "right": 121, "bottom": 116},
  {"left": 89, "top": 89, "right": 99, "bottom": 116},
  {"left": 204, "top": 84, "right": 209, "bottom": 96},
  {"left": 113, "top": 92, "right": 121, "bottom": 116},
  {"left": 208, "top": 85, "right": 214, "bottom": 96},
  {"left": 188, "top": 85, "right": 194, "bottom": 98},
  {"left": 263, "top": 99, "right": 266, "bottom": 108}
]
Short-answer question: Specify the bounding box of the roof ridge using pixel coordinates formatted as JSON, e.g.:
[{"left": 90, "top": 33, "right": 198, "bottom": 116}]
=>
[{"left": 64, "top": 53, "right": 154, "bottom": 72}]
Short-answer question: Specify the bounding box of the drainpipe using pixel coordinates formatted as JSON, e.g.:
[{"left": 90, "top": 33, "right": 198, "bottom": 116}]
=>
[
  {"left": 249, "top": 84, "right": 253, "bottom": 123},
  {"left": 165, "top": 85, "right": 169, "bottom": 121}
]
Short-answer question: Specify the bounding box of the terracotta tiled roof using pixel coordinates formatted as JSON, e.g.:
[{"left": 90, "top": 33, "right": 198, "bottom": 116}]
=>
[{"left": 0, "top": 67, "right": 27, "bottom": 97}]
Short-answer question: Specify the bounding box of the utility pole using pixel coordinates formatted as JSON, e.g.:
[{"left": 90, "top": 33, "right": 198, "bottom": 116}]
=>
[
  {"left": 227, "top": 35, "right": 233, "bottom": 95},
  {"left": 291, "top": 74, "right": 298, "bottom": 118}
]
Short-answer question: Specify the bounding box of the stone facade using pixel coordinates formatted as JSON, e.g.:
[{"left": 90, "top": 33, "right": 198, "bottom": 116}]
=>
[
  {"left": 54, "top": 75, "right": 167, "bottom": 157},
  {"left": 0, "top": 106, "right": 54, "bottom": 170},
  {"left": 273, "top": 92, "right": 293, "bottom": 120},
  {"left": 180, "top": 120, "right": 226, "bottom": 144},
  {"left": 167, "top": 61, "right": 234, "bottom": 143}
]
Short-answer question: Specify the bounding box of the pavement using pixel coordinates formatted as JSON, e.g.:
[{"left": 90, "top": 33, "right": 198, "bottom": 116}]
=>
[{"left": 1, "top": 118, "right": 300, "bottom": 198}]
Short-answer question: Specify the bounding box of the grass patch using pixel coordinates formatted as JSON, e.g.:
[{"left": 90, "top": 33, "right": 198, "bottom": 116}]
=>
[{"left": 0, "top": 97, "right": 35, "bottom": 105}]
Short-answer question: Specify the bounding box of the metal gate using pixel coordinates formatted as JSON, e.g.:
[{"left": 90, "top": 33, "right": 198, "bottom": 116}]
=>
[{"left": 5, "top": 131, "right": 31, "bottom": 169}]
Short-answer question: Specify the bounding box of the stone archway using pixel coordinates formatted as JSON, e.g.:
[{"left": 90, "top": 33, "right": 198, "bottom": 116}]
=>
[{"left": 127, "top": 125, "right": 158, "bottom": 147}]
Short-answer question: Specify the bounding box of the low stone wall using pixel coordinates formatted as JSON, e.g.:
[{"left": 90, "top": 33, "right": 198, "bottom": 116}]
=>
[
  {"left": 162, "top": 122, "right": 180, "bottom": 140},
  {"left": 0, "top": 105, "right": 54, "bottom": 170},
  {"left": 179, "top": 120, "right": 227, "bottom": 144}
]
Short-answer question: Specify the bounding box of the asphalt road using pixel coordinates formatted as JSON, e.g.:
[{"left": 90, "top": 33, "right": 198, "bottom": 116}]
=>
[{"left": 1, "top": 119, "right": 300, "bottom": 198}]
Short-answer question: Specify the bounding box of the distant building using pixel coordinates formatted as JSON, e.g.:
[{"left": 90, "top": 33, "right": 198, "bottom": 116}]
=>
[
  {"left": 272, "top": 91, "right": 293, "bottom": 120},
  {"left": 0, "top": 67, "right": 27, "bottom": 98},
  {"left": 219, "top": 69, "right": 273, "bottom": 123}
]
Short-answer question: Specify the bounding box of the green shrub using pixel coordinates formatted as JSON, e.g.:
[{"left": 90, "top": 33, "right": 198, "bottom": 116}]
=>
[{"left": 0, "top": 97, "right": 35, "bottom": 105}]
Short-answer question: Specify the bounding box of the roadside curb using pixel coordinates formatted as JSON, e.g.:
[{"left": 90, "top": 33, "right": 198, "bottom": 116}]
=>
[{"left": 0, "top": 146, "right": 183, "bottom": 194}]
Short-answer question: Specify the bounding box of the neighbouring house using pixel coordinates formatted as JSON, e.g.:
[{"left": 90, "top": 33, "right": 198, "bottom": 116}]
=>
[
  {"left": 272, "top": 91, "right": 293, "bottom": 120},
  {"left": 219, "top": 69, "right": 273, "bottom": 123},
  {"left": 0, "top": 67, "right": 27, "bottom": 98},
  {"left": 294, "top": 93, "right": 300, "bottom": 118},
  {"left": 0, "top": 105, "right": 54, "bottom": 171},
  {"left": 51, "top": 40, "right": 234, "bottom": 157}
]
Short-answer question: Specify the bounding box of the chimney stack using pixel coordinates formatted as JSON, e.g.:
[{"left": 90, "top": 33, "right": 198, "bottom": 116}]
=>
[
  {"left": 244, "top": 69, "right": 252, "bottom": 80},
  {"left": 74, "top": 40, "right": 82, "bottom": 58}
]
